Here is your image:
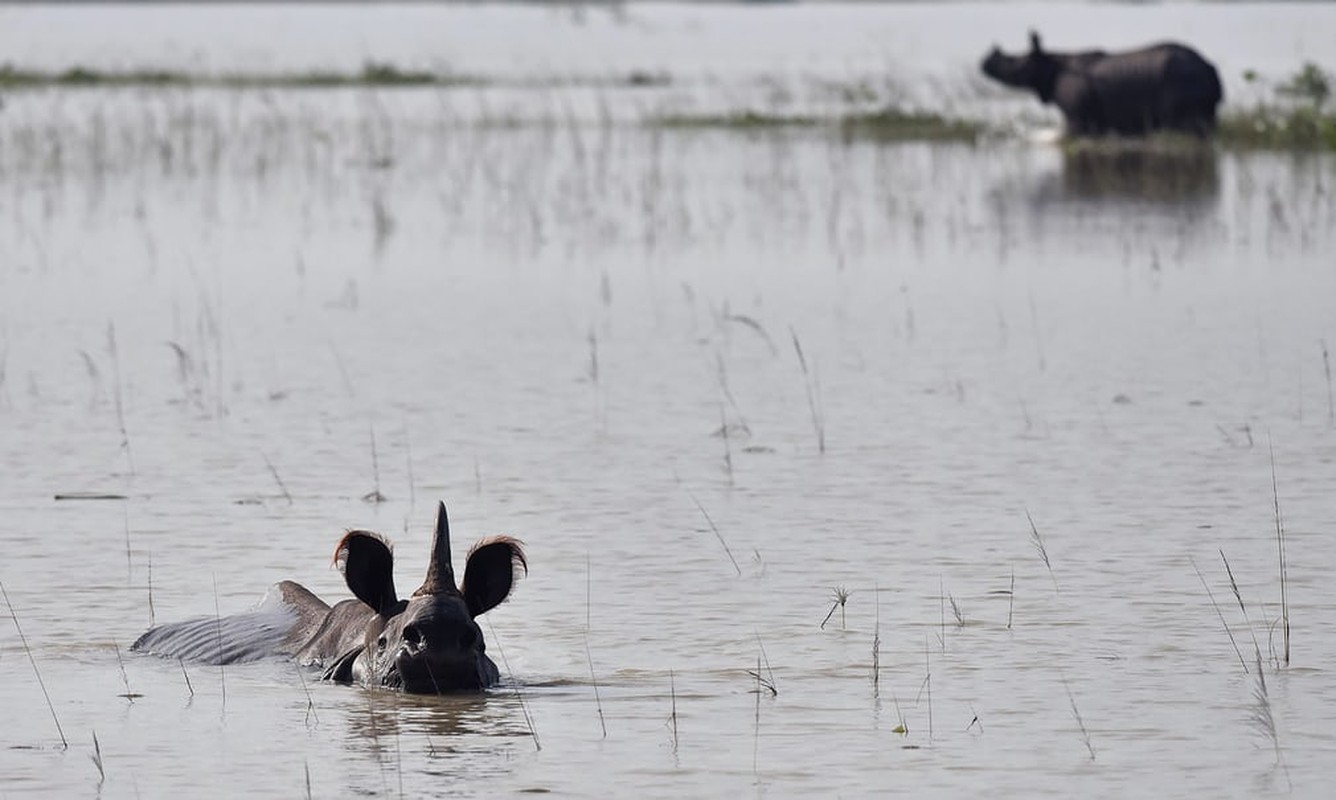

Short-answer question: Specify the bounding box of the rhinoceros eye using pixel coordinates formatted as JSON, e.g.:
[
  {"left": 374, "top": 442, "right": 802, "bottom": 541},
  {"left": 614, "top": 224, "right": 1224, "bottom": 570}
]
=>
[{"left": 376, "top": 635, "right": 387, "bottom": 650}]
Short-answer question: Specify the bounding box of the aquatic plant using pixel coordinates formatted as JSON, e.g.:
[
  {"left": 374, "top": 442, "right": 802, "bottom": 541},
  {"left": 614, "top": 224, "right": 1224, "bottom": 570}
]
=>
[
  {"left": 651, "top": 108, "right": 984, "bottom": 142},
  {"left": 689, "top": 492, "right": 742, "bottom": 576},
  {"left": 838, "top": 107, "right": 982, "bottom": 142},
  {"left": 0, "top": 61, "right": 470, "bottom": 90},
  {"left": 1064, "top": 678, "right": 1096, "bottom": 762},
  {"left": 1270, "top": 442, "right": 1290, "bottom": 669},
  {"left": 1026, "top": 510, "right": 1059, "bottom": 593},
  {"left": 790, "top": 328, "right": 825, "bottom": 455},
  {"left": 1277, "top": 62, "right": 1331, "bottom": 110},
  {"left": 1, "top": 583, "right": 67, "bottom": 749},
  {"left": 1191, "top": 555, "right": 1249, "bottom": 674},
  {"left": 820, "top": 585, "right": 850, "bottom": 630},
  {"left": 1221, "top": 62, "right": 1336, "bottom": 150},
  {"left": 1219, "top": 105, "right": 1336, "bottom": 150},
  {"left": 0, "top": 62, "right": 671, "bottom": 91}
]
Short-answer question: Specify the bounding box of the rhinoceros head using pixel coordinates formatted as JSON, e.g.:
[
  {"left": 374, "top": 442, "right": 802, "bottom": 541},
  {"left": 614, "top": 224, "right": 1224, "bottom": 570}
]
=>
[
  {"left": 334, "top": 502, "right": 525, "bottom": 693},
  {"left": 981, "top": 30, "right": 1062, "bottom": 103}
]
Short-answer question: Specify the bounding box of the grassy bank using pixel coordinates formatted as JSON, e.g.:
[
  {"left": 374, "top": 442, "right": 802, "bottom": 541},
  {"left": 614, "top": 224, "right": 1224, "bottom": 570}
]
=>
[
  {"left": 1218, "top": 106, "right": 1336, "bottom": 150},
  {"left": 0, "top": 63, "right": 670, "bottom": 91},
  {"left": 4, "top": 61, "right": 1335, "bottom": 151},
  {"left": 0, "top": 62, "right": 465, "bottom": 89},
  {"left": 1219, "top": 61, "right": 1336, "bottom": 150},
  {"left": 652, "top": 108, "right": 984, "bottom": 143},
  {"left": 655, "top": 105, "right": 1336, "bottom": 151}
]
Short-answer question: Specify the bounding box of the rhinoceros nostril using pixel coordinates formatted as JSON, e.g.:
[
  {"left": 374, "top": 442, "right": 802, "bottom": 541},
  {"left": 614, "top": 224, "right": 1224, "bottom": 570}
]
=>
[{"left": 403, "top": 624, "right": 423, "bottom": 647}]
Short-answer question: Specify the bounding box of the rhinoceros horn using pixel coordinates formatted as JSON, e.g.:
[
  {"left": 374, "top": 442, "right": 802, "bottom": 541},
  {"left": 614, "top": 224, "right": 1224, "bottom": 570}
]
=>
[{"left": 415, "top": 501, "right": 457, "bottom": 596}]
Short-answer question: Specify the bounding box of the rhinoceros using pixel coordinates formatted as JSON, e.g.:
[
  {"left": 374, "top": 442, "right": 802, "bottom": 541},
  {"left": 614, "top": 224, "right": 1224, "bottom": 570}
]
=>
[
  {"left": 132, "top": 501, "right": 526, "bottom": 693},
  {"left": 982, "top": 31, "right": 1223, "bottom": 137}
]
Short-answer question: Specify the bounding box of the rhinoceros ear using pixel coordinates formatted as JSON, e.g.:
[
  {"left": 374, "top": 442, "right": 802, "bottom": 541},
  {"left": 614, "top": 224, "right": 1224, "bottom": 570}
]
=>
[
  {"left": 461, "top": 536, "right": 527, "bottom": 618},
  {"left": 1029, "top": 30, "right": 1043, "bottom": 54},
  {"left": 335, "top": 530, "right": 398, "bottom": 615}
]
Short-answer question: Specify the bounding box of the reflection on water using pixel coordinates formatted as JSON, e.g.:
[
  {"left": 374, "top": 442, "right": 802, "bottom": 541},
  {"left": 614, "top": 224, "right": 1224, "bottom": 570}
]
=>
[
  {"left": 1060, "top": 140, "right": 1221, "bottom": 204},
  {"left": 336, "top": 690, "right": 533, "bottom": 793},
  {"left": 345, "top": 690, "right": 532, "bottom": 744}
]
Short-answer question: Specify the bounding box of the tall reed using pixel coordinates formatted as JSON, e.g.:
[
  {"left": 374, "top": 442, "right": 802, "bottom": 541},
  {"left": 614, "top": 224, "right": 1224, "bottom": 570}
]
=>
[
  {"left": 1191, "top": 556, "right": 1248, "bottom": 673},
  {"left": 586, "top": 554, "right": 607, "bottom": 739},
  {"left": 789, "top": 327, "right": 826, "bottom": 454},
  {"left": 1026, "top": 510, "right": 1059, "bottom": 592},
  {"left": 688, "top": 492, "right": 741, "bottom": 576},
  {"left": 1, "top": 582, "right": 67, "bottom": 748},
  {"left": 1063, "top": 677, "right": 1096, "bottom": 762},
  {"left": 484, "top": 618, "right": 541, "bottom": 751},
  {"left": 1269, "top": 442, "right": 1290, "bottom": 667}
]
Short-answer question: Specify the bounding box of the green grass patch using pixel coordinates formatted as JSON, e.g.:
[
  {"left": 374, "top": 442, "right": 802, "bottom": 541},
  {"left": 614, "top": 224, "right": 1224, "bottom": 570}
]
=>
[
  {"left": 0, "top": 62, "right": 670, "bottom": 92},
  {"left": 1220, "top": 60, "right": 1336, "bottom": 150},
  {"left": 653, "top": 111, "right": 822, "bottom": 130},
  {"left": 1218, "top": 106, "right": 1336, "bottom": 151},
  {"left": 651, "top": 108, "right": 983, "bottom": 142},
  {"left": 0, "top": 61, "right": 481, "bottom": 90},
  {"left": 839, "top": 108, "right": 983, "bottom": 142}
]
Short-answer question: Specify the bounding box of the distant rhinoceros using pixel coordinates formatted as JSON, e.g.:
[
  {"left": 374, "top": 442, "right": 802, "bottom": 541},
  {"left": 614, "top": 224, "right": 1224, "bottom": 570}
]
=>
[
  {"left": 133, "top": 501, "right": 526, "bottom": 693},
  {"left": 981, "top": 31, "right": 1223, "bottom": 137}
]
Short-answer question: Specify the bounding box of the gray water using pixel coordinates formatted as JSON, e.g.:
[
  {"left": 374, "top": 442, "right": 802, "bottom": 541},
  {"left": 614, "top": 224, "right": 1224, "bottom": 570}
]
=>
[{"left": 2, "top": 4, "right": 1335, "bottom": 798}]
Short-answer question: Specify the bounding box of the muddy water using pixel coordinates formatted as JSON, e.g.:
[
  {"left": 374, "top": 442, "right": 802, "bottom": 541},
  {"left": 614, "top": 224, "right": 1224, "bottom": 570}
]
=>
[{"left": 3, "top": 4, "right": 1336, "bottom": 799}]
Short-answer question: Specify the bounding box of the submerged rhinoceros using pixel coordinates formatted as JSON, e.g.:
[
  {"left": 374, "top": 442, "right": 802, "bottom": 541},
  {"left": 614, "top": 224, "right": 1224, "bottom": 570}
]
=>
[
  {"left": 981, "top": 31, "right": 1223, "bottom": 137},
  {"left": 132, "top": 501, "right": 526, "bottom": 693}
]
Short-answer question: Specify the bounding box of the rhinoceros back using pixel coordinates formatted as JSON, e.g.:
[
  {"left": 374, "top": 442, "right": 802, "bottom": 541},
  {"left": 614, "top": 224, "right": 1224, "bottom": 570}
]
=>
[{"left": 132, "top": 581, "right": 329, "bottom": 665}]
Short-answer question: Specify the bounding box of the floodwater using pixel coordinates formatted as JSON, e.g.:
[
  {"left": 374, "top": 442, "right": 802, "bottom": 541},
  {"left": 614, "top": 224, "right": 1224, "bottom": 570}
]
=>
[{"left": 1, "top": 3, "right": 1335, "bottom": 798}]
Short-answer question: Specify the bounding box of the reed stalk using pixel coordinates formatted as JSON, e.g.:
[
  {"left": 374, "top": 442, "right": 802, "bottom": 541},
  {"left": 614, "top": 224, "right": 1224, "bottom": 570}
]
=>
[
  {"left": 1064, "top": 677, "right": 1096, "bottom": 761},
  {"left": 1026, "top": 509, "right": 1059, "bottom": 592},
  {"left": 262, "top": 452, "right": 293, "bottom": 504},
  {"left": 1006, "top": 566, "right": 1015, "bottom": 630},
  {"left": 364, "top": 423, "right": 386, "bottom": 503},
  {"left": 586, "top": 554, "right": 607, "bottom": 739},
  {"left": 1323, "top": 339, "right": 1333, "bottom": 427},
  {"left": 871, "top": 585, "right": 881, "bottom": 696},
  {"left": 91, "top": 731, "right": 105, "bottom": 784},
  {"left": 1269, "top": 441, "right": 1290, "bottom": 667},
  {"left": 687, "top": 492, "right": 741, "bottom": 576},
  {"left": 789, "top": 327, "right": 826, "bottom": 454},
  {"left": 484, "top": 618, "right": 541, "bottom": 751},
  {"left": 1, "top": 582, "right": 67, "bottom": 748},
  {"left": 1191, "top": 556, "right": 1248, "bottom": 673},
  {"left": 668, "top": 669, "right": 679, "bottom": 756},
  {"left": 212, "top": 574, "right": 226, "bottom": 713},
  {"left": 1220, "top": 550, "right": 1264, "bottom": 659}
]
